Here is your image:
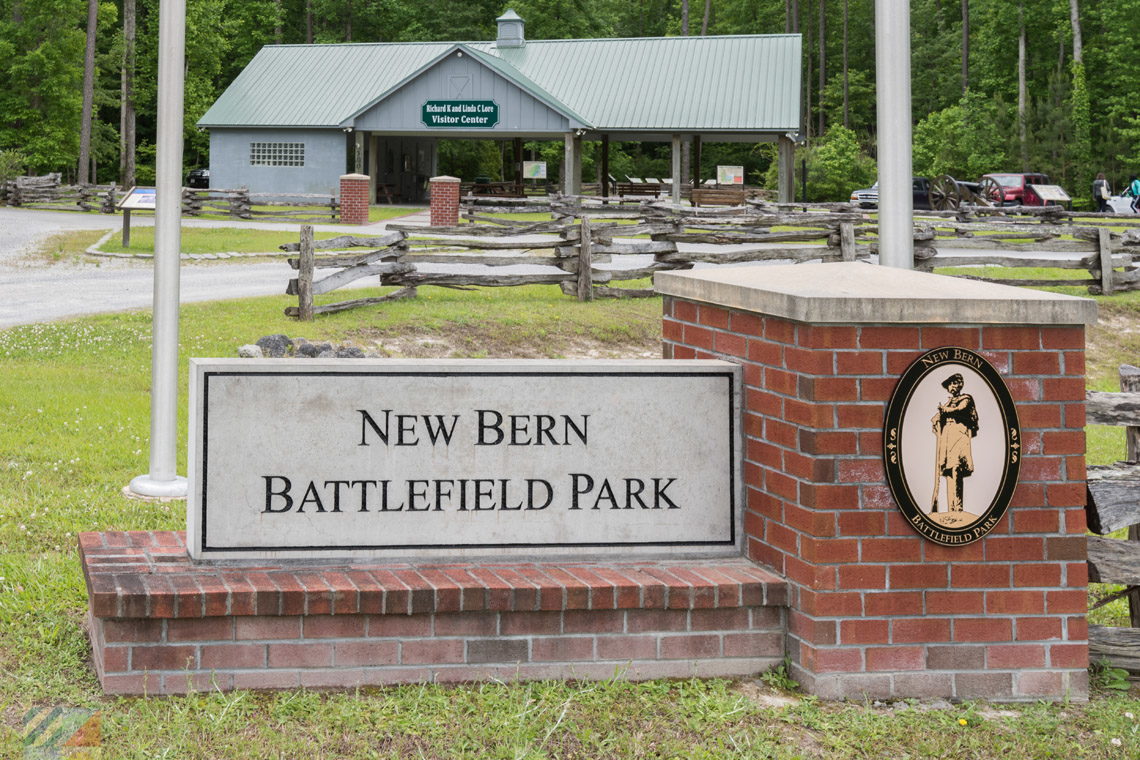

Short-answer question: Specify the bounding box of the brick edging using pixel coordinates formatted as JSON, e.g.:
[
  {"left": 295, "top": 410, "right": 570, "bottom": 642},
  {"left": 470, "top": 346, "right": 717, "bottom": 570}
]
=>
[{"left": 80, "top": 531, "right": 788, "bottom": 620}]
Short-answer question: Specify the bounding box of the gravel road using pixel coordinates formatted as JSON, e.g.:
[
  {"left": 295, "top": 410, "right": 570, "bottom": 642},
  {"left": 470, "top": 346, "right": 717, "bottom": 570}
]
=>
[{"left": 0, "top": 207, "right": 410, "bottom": 329}]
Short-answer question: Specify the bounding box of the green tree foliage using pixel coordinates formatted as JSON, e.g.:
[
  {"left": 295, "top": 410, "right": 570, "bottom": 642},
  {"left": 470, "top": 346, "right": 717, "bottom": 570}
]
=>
[
  {"left": 913, "top": 92, "right": 1010, "bottom": 180},
  {"left": 0, "top": 0, "right": 87, "bottom": 173},
  {"left": 798, "top": 125, "right": 874, "bottom": 202},
  {"left": 3, "top": 0, "right": 1139, "bottom": 195}
]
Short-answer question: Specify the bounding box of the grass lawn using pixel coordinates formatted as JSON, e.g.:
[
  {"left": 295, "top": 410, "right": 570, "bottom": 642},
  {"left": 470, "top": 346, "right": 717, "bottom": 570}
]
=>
[{"left": 0, "top": 240, "right": 1139, "bottom": 757}]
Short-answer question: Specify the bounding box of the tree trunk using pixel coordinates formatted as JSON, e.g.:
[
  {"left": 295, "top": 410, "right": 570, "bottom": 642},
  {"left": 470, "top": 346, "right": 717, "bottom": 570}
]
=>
[
  {"left": 306, "top": 0, "right": 314, "bottom": 44},
  {"left": 818, "top": 0, "right": 826, "bottom": 137},
  {"left": 681, "top": 0, "right": 689, "bottom": 35},
  {"left": 791, "top": 0, "right": 799, "bottom": 32},
  {"left": 701, "top": 0, "right": 711, "bottom": 35},
  {"left": 786, "top": 0, "right": 792, "bottom": 32},
  {"left": 842, "top": 0, "right": 848, "bottom": 127},
  {"left": 1018, "top": 0, "right": 1028, "bottom": 171},
  {"left": 274, "top": 0, "right": 282, "bottom": 43},
  {"left": 119, "top": 0, "right": 137, "bottom": 187},
  {"left": 345, "top": 0, "right": 352, "bottom": 42},
  {"left": 804, "top": 3, "right": 812, "bottom": 138},
  {"left": 1069, "top": 0, "right": 1083, "bottom": 64},
  {"left": 78, "top": 0, "right": 98, "bottom": 185},
  {"left": 961, "top": 0, "right": 969, "bottom": 94}
]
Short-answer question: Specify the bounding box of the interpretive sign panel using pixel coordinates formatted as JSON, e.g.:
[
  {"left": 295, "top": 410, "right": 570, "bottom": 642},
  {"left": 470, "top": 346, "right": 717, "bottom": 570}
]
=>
[
  {"left": 717, "top": 166, "right": 744, "bottom": 185},
  {"left": 421, "top": 100, "right": 500, "bottom": 128},
  {"left": 117, "top": 186, "right": 156, "bottom": 210},
  {"left": 883, "top": 347, "right": 1021, "bottom": 546},
  {"left": 188, "top": 359, "right": 740, "bottom": 560},
  {"left": 523, "top": 161, "right": 547, "bottom": 179}
]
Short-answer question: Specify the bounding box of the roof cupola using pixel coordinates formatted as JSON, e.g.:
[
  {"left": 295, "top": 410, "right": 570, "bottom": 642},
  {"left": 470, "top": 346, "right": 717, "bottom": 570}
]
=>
[{"left": 495, "top": 10, "right": 525, "bottom": 48}]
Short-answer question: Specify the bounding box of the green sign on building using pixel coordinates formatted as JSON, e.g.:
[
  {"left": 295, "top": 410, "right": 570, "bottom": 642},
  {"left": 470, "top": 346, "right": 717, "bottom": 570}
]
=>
[{"left": 422, "top": 100, "right": 500, "bottom": 128}]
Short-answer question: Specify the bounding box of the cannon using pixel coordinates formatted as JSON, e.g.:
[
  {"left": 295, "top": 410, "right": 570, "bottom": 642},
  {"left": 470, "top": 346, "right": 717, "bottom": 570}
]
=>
[{"left": 927, "top": 175, "right": 1002, "bottom": 210}]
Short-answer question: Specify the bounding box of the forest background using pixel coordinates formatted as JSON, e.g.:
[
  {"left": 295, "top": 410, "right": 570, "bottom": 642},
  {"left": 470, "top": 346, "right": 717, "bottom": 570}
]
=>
[{"left": 0, "top": 0, "right": 1131, "bottom": 204}]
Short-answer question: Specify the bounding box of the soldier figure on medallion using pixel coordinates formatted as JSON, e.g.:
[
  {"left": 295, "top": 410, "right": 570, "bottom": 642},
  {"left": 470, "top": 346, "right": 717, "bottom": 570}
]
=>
[{"left": 930, "top": 373, "right": 978, "bottom": 512}]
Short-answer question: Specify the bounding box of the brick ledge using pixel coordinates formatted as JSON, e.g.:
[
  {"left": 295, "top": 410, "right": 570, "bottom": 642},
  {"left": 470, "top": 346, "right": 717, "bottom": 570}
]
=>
[{"left": 81, "top": 531, "right": 787, "bottom": 620}]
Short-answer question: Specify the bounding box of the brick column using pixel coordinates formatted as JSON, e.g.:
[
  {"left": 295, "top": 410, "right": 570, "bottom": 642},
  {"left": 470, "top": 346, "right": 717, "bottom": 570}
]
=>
[
  {"left": 339, "top": 173, "right": 370, "bottom": 225},
  {"left": 656, "top": 262, "right": 1095, "bottom": 702},
  {"left": 430, "top": 175, "right": 461, "bottom": 227}
]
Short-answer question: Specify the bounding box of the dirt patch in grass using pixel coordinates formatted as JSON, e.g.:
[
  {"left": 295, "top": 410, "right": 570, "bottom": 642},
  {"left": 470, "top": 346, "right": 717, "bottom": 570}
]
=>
[
  {"left": 345, "top": 322, "right": 662, "bottom": 360},
  {"left": 1087, "top": 304, "right": 1140, "bottom": 389}
]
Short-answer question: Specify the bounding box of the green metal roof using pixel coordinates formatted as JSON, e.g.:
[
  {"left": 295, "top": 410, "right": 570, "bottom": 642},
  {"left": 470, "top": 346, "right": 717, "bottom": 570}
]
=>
[{"left": 199, "top": 34, "right": 801, "bottom": 134}]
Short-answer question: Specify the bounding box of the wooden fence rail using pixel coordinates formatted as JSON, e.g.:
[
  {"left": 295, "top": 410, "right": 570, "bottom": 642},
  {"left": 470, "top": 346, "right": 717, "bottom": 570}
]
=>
[
  {"left": 1085, "top": 364, "right": 1140, "bottom": 673},
  {"left": 1, "top": 174, "right": 118, "bottom": 213},
  {"left": 283, "top": 198, "right": 1140, "bottom": 317}
]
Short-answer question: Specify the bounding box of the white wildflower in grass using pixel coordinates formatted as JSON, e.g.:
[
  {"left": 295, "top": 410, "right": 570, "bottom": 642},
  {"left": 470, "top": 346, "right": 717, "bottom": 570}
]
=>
[
  {"left": 1126, "top": 712, "right": 1135, "bottom": 721},
  {"left": 1111, "top": 738, "right": 1122, "bottom": 747}
]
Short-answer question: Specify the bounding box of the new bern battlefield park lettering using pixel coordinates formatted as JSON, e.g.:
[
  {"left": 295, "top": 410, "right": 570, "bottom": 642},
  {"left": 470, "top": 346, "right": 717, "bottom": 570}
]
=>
[{"left": 187, "top": 360, "right": 740, "bottom": 560}]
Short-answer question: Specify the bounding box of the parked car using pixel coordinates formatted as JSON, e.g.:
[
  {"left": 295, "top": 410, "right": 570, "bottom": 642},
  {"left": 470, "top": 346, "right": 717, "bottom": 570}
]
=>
[
  {"left": 849, "top": 178, "right": 932, "bottom": 210},
  {"left": 978, "top": 172, "right": 1050, "bottom": 206},
  {"left": 186, "top": 168, "right": 210, "bottom": 189}
]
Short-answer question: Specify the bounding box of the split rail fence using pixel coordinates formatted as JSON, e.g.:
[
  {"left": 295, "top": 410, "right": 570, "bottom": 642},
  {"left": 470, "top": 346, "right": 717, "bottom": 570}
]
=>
[
  {"left": 284, "top": 196, "right": 1140, "bottom": 319},
  {"left": 0, "top": 174, "right": 339, "bottom": 222},
  {"left": 182, "top": 189, "right": 339, "bottom": 223},
  {"left": 1086, "top": 365, "right": 1140, "bottom": 674},
  {"left": 1, "top": 174, "right": 118, "bottom": 213}
]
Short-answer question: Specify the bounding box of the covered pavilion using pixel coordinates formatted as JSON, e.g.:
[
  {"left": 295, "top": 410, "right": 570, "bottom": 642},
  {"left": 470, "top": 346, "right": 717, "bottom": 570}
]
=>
[{"left": 199, "top": 11, "right": 802, "bottom": 204}]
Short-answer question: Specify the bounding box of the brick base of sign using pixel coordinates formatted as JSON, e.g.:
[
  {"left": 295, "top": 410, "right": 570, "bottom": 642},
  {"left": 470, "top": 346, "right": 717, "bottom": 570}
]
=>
[
  {"left": 81, "top": 532, "right": 788, "bottom": 695},
  {"left": 661, "top": 294, "right": 1090, "bottom": 702},
  {"left": 429, "top": 177, "right": 461, "bottom": 227},
  {"left": 339, "top": 174, "right": 370, "bottom": 225}
]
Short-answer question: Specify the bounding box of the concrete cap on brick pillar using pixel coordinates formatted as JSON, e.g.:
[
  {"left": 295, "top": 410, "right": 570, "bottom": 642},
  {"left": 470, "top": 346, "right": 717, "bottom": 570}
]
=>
[
  {"left": 655, "top": 262, "right": 1097, "bottom": 326},
  {"left": 340, "top": 173, "right": 369, "bottom": 181},
  {"left": 430, "top": 176, "right": 461, "bottom": 184}
]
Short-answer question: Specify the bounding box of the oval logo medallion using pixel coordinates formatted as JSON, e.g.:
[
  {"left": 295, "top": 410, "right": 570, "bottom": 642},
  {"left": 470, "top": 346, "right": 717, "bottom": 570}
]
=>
[{"left": 883, "top": 347, "right": 1021, "bottom": 546}]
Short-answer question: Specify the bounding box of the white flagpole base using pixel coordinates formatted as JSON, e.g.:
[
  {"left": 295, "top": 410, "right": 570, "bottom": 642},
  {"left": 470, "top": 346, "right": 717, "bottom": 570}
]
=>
[{"left": 128, "top": 474, "right": 188, "bottom": 499}]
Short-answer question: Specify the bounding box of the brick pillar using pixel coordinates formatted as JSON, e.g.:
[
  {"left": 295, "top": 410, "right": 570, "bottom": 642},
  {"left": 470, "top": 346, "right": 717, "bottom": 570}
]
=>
[
  {"left": 430, "top": 175, "right": 461, "bottom": 227},
  {"left": 656, "top": 262, "right": 1095, "bottom": 702},
  {"left": 339, "top": 173, "right": 370, "bottom": 225}
]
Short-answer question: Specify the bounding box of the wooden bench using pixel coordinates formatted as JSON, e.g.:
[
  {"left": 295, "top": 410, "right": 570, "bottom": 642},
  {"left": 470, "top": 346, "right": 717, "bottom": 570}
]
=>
[
  {"left": 691, "top": 187, "right": 748, "bottom": 207},
  {"left": 471, "top": 181, "right": 523, "bottom": 198},
  {"left": 616, "top": 182, "right": 661, "bottom": 199}
]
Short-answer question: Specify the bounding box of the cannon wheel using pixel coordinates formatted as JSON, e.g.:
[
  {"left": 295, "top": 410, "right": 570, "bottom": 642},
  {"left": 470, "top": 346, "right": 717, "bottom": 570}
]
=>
[
  {"left": 974, "top": 176, "right": 1003, "bottom": 207},
  {"left": 929, "top": 175, "right": 961, "bottom": 211}
]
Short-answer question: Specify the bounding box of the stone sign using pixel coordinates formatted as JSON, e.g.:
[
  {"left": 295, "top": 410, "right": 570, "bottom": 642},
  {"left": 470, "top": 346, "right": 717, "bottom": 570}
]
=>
[
  {"left": 188, "top": 359, "right": 740, "bottom": 560},
  {"left": 883, "top": 347, "right": 1021, "bottom": 546}
]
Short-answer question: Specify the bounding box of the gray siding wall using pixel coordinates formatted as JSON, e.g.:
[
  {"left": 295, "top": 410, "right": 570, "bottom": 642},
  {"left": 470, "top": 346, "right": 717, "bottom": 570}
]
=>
[
  {"left": 208, "top": 128, "right": 346, "bottom": 196},
  {"left": 353, "top": 52, "right": 571, "bottom": 135}
]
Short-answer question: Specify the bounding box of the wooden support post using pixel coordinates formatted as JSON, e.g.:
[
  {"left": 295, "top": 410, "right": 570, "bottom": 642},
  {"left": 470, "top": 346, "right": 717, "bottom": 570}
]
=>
[
  {"left": 692, "top": 135, "right": 702, "bottom": 188},
  {"left": 601, "top": 135, "right": 610, "bottom": 199},
  {"left": 122, "top": 209, "right": 132, "bottom": 248},
  {"left": 577, "top": 217, "right": 594, "bottom": 302},
  {"left": 840, "top": 222, "right": 856, "bottom": 261},
  {"left": 778, "top": 135, "right": 795, "bottom": 204},
  {"left": 1099, "top": 227, "right": 1114, "bottom": 295},
  {"left": 513, "top": 137, "right": 523, "bottom": 196},
  {"left": 671, "top": 134, "right": 682, "bottom": 205},
  {"left": 563, "top": 134, "right": 576, "bottom": 196},
  {"left": 298, "top": 224, "right": 315, "bottom": 321},
  {"left": 1122, "top": 364, "right": 1140, "bottom": 628}
]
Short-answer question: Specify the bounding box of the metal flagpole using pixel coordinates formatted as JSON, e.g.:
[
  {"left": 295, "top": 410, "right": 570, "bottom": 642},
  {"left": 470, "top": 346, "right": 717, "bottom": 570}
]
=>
[
  {"left": 129, "top": 0, "right": 187, "bottom": 498},
  {"left": 875, "top": 0, "right": 914, "bottom": 269}
]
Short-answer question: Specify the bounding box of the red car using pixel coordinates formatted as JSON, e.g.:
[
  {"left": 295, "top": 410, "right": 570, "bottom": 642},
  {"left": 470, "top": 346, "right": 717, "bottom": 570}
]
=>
[{"left": 979, "top": 172, "right": 1051, "bottom": 206}]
